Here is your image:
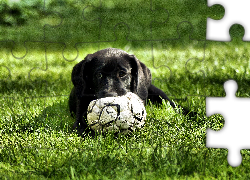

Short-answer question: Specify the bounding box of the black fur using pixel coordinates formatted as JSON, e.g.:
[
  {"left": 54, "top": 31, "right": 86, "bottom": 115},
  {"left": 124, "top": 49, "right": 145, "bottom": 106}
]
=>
[{"left": 69, "top": 48, "right": 177, "bottom": 136}]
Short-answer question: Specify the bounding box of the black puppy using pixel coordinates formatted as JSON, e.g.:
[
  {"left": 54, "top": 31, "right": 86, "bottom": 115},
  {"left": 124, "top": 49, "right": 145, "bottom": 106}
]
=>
[{"left": 69, "top": 48, "right": 177, "bottom": 136}]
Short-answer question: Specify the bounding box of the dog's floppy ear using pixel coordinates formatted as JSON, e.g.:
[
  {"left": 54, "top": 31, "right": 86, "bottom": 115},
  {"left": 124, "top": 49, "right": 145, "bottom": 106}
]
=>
[
  {"left": 71, "top": 54, "right": 93, "bottom": 98},
  {"left": 127, "top": 54, "right": 152, "bottom": 101}
]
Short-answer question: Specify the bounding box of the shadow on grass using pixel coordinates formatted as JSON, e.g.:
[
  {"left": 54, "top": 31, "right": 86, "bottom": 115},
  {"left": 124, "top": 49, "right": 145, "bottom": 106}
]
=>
[
  {"left": 2, "top": 72, "right": 250, "bottom": 135},
  {"left": 0, "top": 77, "right": 72, "bottom": 95}
]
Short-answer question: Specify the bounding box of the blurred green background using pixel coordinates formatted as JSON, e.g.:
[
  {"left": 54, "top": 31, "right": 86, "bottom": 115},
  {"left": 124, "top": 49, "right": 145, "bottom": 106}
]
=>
[{"left": 0, "top": 0, "right": 225, "bottom": 46}]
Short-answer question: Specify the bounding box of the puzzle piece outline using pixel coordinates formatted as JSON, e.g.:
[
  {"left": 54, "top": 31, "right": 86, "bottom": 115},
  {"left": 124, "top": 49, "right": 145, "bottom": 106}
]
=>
[
  {"left": 207, "top": 0, "right": 250, "bottom": 41},
  {"left": 206, "top": 79, "right": 250, "bottom": 167}
]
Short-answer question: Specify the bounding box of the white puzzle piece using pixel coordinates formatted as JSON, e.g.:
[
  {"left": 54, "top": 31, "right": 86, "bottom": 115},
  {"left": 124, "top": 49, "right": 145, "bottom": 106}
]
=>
[
  {"left": 207, "top": 0, "right": 250, "bottom": 41},
  {"left": 206, "top": 79, "right": 250, "bottom": 167}
]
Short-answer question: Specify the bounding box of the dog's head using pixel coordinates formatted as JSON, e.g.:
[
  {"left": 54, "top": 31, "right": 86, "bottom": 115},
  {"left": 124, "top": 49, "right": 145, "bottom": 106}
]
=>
[{"left": 71, "top": 48, "right": 152, "bottom": 101}]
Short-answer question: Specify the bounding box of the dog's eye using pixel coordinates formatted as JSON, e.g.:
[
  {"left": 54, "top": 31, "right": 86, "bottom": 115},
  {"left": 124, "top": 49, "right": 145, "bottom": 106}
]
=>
[
  {"left": 119, "top": 71, "right": 127, "bottom": 77},
  {"left": 96, "top": 72, "right": 102, "bottom": 79}
]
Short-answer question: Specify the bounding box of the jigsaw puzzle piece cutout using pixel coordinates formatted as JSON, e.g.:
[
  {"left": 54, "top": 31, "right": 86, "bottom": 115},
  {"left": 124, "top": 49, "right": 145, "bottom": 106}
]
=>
[
  {"left": 0, "top": 1, "right": 62, "bottom": 59},
  {"left": 207, "top": 0, "right": 250, "bottom": 41},
  {"left": 206, "top": 79, "right": 250, "bottom": 167}
]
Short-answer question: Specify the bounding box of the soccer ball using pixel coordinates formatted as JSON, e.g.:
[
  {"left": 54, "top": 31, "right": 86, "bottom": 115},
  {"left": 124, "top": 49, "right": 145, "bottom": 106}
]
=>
[{"left": 87, "top": 92, "right": 146, "bottom": 134}]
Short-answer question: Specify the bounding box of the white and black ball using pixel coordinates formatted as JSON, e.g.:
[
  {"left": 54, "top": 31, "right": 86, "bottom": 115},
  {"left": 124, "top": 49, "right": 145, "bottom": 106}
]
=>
[{"left": 87, "top": 92, "right": 146, "bottom": 134}]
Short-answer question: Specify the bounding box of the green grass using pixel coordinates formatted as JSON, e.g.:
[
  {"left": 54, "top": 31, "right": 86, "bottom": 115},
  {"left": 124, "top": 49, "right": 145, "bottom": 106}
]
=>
[
  {"left": 1, "top": 0, "right": 250, "bottom": 179},
  {"left": 1, "top": 44, "right": 250, "bottom": 179}
]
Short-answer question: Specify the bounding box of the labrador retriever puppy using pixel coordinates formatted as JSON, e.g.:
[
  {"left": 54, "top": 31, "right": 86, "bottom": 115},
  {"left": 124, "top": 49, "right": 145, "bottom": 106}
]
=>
[{"left": 69, "top": 48, "right": 177, "bottom": 136}]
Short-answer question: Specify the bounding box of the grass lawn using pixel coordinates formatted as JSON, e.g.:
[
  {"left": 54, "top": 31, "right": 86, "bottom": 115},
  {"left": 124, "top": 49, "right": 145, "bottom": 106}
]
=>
[
  {"left": 1, "top": 0, "right": 250, "bottom": 179},
  {"left": 1, "top": 43, "right": 250, "bottom": 179}
]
